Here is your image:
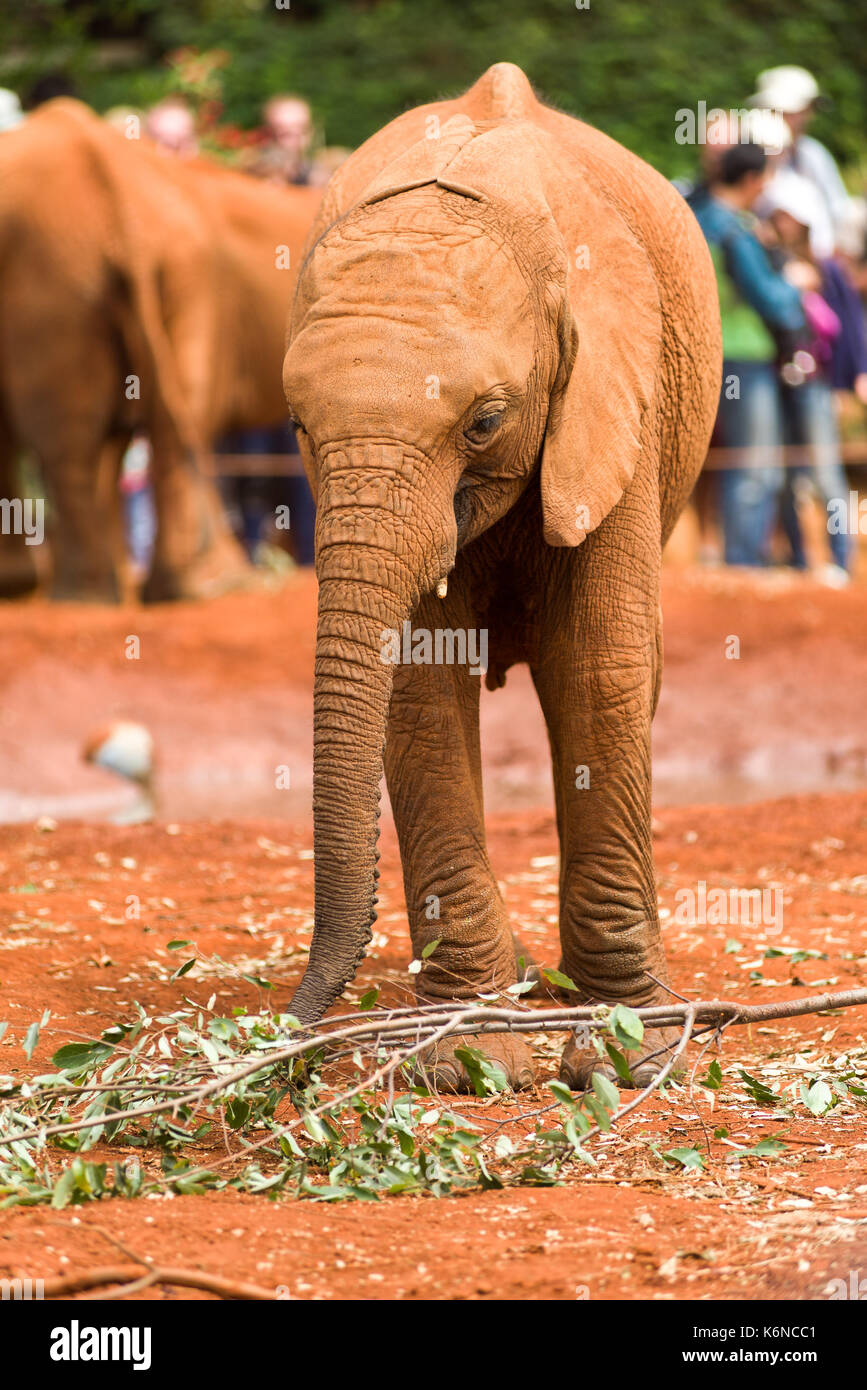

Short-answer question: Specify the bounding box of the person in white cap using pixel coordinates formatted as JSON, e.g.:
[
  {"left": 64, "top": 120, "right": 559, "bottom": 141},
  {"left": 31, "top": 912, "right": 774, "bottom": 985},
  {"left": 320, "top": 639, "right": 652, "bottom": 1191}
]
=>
[{"left": 751, "top": 66, "right": 850, "bottom": 243}]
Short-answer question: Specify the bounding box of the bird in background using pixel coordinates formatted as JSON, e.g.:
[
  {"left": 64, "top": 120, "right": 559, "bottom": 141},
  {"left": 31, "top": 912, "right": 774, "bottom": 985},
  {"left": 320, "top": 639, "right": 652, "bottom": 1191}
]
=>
[{"left": 82, "top": 721, "right": 156, "bottom": 824}]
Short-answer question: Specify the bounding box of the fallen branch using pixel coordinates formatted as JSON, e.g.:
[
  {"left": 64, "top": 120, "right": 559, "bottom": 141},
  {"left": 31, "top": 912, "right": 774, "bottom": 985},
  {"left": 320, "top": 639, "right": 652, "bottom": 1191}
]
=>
[
  {"left": 41, "top": 1266, "right": 276, "bottom": 1300},
  {"left": 2, "top": 987, "right": 865, "bottom": 1151}
]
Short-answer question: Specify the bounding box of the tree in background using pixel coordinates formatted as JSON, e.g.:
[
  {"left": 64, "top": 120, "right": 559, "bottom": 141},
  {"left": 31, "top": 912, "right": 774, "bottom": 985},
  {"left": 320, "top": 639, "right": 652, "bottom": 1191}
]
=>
[{"left": 1, "top": 0, "right": 865, "bottom": 182}]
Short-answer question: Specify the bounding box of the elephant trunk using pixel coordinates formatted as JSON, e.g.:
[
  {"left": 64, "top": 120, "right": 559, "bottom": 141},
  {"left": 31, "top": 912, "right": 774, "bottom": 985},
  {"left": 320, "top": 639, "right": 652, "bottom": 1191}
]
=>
[{"left": 288, "top": 456, "right": 455, "bottom": 1025}]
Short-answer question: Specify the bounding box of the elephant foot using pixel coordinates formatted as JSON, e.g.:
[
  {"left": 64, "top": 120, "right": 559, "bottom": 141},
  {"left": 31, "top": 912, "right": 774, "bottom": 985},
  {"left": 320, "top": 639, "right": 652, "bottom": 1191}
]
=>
[
  {"left": 560, "top": 1022, "right": 686, "bottom": 1093},
  {"left": 0, "top": 546, "right": 40, "bottom": 599},
  {"left": 50, "top": 571, "right": 120, "bottom": 603},
  {"left": 141, "top": 543, "right": 253, "bottom": 603},
  {"left": 418, "top": 1031, "right": 535, "bottom": 1094}
]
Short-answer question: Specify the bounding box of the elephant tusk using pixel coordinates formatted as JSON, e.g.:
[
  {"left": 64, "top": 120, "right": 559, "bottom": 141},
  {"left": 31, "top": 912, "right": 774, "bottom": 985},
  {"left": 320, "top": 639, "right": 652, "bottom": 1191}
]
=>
[{"left": 435, "top": 576, "right": 448, "bottom": 599}]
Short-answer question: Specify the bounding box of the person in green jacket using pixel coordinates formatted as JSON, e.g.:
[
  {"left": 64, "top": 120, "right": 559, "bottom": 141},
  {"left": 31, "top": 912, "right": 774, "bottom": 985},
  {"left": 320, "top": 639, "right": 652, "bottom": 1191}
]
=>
[{"left": 690, "top": 143, "right": 806, "bottom": 565}]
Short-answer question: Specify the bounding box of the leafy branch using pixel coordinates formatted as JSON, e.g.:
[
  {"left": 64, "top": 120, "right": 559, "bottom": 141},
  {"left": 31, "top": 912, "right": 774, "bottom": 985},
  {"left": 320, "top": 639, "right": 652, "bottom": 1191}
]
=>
[{"left": 1, "top": 987, "right": 865, "bottom": 1209}]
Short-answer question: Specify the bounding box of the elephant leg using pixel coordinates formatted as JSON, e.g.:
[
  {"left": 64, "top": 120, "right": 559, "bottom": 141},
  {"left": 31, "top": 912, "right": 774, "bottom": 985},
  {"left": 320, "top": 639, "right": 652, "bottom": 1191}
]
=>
[
  {"left": 0, "top": 403, "right": 39, "bottom": 598},
  {"left": 530, "top": 516, "right": 681, "bottom": 1091},
  {"left": 42, "top": 428, "right": 121, "bottom": 602},
  {"left": 142, "top": 427, "right": 251, "bottom": 603},
  {"left": 384, "top": 579, "right": 534, "bottom": 1092}
]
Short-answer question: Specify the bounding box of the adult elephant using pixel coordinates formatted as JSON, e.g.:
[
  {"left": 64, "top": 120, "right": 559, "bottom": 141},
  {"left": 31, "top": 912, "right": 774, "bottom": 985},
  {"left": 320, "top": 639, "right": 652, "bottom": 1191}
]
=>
[
  {"left": 0, "top": 100, "right": 320, "bottom": 600},
  {"left": 283, "top": 64, "right": 721, "bottom": 1090}
]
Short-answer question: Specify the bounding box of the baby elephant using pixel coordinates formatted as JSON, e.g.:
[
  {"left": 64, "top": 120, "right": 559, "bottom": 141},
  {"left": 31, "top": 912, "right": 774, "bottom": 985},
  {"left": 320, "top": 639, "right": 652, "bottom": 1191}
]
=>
[{"left": 283, "top": 63, "right": 721, "bottom": 1090}]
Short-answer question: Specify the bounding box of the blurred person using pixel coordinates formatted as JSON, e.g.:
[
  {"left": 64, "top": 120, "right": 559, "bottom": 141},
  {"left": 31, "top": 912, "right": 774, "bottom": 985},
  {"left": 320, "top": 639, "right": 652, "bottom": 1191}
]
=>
[
  {"left": 675, "top": 108, "right": 790, "bottom": 229},
  {"left": 216, "top": 423, "right": 315, "bottom": 566},
  {"left": 145, "top": 97, "right": 199, "bottom": 159},
  {"left": 689, "top": 142, "right": 806, "bottom": 566},
  {"left": 765, "top": 173, "right": 867, "bottom": 583},
  {"left": 244, "top": 94, "right": 317, "bottom": 185},
  {"left": 221, "top": 92, "right": 322, "bottom": 564},
  {"left": 265, "top": 94, "right": 312, "bottom": 180},
  {"left": 119, "top": 435, "right": 156, "bottom": 574},
  {"left": 835, "top": 198, "right": 867, "bottom": 299},
  {"left": 751, "top": 66, "right": 849, "bottom": 246}
]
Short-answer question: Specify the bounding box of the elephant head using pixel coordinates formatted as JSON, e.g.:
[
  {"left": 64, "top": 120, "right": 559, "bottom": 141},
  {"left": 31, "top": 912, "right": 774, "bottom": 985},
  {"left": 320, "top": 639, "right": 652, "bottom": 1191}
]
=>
[{"left": 282, "top": 105, "right": 662, "bottom": 1023}]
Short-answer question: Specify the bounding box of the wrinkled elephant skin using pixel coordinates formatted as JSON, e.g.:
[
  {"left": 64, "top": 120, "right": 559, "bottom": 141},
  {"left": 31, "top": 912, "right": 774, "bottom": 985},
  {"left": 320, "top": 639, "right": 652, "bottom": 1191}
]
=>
[
  {"left": 282, "top": 64, "right": 721, "bottom": 1091},
  {"left": 0, "top": 100, "right": 321, "bottom": 601}
]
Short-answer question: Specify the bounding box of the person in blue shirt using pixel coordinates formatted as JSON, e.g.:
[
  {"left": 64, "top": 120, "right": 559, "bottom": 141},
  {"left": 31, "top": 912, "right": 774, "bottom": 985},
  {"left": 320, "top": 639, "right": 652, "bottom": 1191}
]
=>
[
  {"left": 765, "top": 174, "right": 867, "bottom": 583},
  {"left": 689, "top": 143, "right": 806, "bottom": 566}
]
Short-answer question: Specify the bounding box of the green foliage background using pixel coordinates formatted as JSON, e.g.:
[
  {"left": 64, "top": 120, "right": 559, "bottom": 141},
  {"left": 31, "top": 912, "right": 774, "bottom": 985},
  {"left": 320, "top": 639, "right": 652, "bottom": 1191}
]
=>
[{"left": 2, "top": 0, "right": 865, "bottom": 178}]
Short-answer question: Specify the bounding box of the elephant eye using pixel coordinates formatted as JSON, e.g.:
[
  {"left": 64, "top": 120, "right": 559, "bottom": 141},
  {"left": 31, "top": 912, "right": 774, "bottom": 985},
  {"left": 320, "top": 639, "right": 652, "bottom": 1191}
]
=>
[{"left": 464, "top": 409, "right": 505, "bottom": 446}]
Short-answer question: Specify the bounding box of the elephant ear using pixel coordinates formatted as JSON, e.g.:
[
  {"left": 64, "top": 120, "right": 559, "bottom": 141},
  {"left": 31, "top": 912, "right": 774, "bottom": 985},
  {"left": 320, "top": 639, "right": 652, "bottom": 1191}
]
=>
[
  {"left": 539, "top": 182, "right": 662, "bottom": 546},
  {"left": 426, "top": 122, "right": 663, "bottom": 548}
]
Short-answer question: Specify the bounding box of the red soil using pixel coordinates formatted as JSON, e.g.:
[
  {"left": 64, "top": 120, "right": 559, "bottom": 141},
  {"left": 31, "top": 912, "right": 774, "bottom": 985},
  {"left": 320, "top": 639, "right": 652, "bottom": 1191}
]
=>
[{"left": 1, "top": 567, "right": 867, "bottom": 1300}]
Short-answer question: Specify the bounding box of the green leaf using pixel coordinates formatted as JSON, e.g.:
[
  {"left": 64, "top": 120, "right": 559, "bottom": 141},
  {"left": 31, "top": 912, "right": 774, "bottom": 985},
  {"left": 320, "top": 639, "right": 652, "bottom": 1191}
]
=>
[
  {"left": 663, "top": 1146, "right": 705, "bottom": 1171},
  {"left": 609, "top": 1004, "right": 644, "bottom": 1050},
  {"left": 541, "top": 968, "right": 579, "bottom": 992},
  {"left": 23, "top": 1023, "right": 39, "bottom": 1061},
  {"left": 734, "top": 1137, "right": 787, "bottom": 1158},
  {"left": 166, "top": 940, "right": 191, "bottom": 951},
  {"left": 549, "top": 1080, "right": 576, "bottom": 1108},
  {"left": 605, "top": 1041, "right": 635, "bottom": 1086},
  {"left": 453, "top": 1047, "right": 508, "bottom": 1098},
  {"left": 51, "top": 1042, "right": 114, "bottom": 1075},
  {"left": 225, "top": 1098, "right": 251, "bottom": 1130},
  {"left": 738, "top": 1069, "right": 779, "bottom": 1107},
  {"left": 764, "top": 946, "right": 824, "bottom": 962},
  {"left": 591, "top": 1071, "right": 620, "bottom": 1112},
  {"left": 564, "top": 1117, "right": 596, "bottom": 1163},
  {"left": 801, "top": 1080, "right": 834, "bottom": 1116},
  {"left": 421, "top": 939, "right": 441, "bottom": 960},
  {"left": 581, "top": 1093, "right": 612, "bottom": 1132},
  {"left": 171, "top": 958, "right": 196, "bottom": 980},
  {"left": 358, "top": 988, "right": 379, "bottom": 1011},
  {"left": 50, "top": 1167, "right": 78, "bottom": 1210},
  {"left": 701, "top": 1059, "right": 723, "bottom": 1091}
]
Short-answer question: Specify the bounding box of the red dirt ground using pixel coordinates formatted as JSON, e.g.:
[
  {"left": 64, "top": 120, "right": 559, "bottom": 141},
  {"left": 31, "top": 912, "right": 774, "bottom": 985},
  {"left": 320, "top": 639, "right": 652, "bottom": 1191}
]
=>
[{"left": 1, "top": 567, "right": 867, "bottom": 1300}]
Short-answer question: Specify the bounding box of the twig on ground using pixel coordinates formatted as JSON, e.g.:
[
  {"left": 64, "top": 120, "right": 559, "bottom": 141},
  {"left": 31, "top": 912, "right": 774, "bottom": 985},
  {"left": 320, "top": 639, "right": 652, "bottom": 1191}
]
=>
[
  {"left": 2, "top": 988, "right": 865, "bottom": 1153},
  {"left": 42, "top": 1266, "right": 276, "bottom": 1300}
]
